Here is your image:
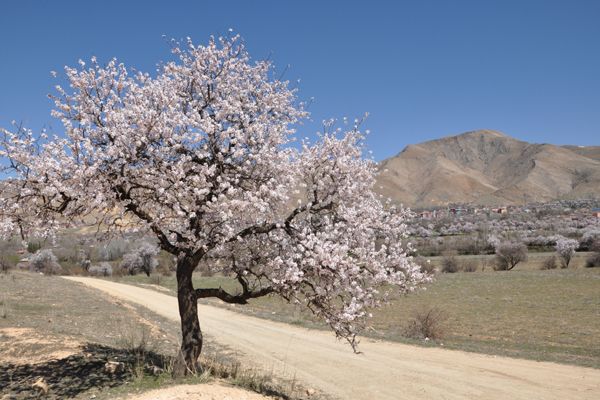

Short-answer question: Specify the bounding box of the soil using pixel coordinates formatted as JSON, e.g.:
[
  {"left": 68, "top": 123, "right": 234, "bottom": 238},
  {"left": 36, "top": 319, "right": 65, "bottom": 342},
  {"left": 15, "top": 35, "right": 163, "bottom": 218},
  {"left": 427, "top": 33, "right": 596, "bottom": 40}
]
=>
[
  {"left": 123, "top": 383, "right": 271, "bottom": 400},
  {"left": 0, "top": 327, "right": 82, "bottom": 364}
]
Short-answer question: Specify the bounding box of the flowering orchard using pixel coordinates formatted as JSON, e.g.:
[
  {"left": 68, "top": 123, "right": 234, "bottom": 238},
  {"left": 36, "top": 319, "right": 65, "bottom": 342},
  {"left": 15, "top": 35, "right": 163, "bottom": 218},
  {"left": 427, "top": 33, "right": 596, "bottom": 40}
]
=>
[{"left": 0, "top": 35, "right": 427, "bottom": 375}]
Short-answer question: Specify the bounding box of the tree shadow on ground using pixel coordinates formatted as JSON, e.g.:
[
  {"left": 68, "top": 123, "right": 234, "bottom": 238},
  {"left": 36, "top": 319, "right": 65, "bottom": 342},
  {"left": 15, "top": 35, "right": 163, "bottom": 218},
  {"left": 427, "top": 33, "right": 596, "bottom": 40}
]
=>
[{"left": 0, "top": 343, "right": 171, "bottom": 399}]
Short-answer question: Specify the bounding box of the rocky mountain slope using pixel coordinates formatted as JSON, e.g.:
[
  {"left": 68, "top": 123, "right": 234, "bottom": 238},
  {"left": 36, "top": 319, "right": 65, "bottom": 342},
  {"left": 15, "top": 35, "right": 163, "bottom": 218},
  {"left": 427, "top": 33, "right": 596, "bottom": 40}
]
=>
[{"left": 376, "top": 130, "right": 600, "bottom": 207}]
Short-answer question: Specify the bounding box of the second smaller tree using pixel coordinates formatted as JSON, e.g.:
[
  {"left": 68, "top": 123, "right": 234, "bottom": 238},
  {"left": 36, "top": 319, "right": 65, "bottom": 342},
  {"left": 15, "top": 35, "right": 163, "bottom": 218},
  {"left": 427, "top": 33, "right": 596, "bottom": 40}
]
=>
[
  {"left": 555, "top": 237, "right": 578, "bottom": 269},
  {"left": 494, "top": 241, "right": 528, "bottom": 271}
]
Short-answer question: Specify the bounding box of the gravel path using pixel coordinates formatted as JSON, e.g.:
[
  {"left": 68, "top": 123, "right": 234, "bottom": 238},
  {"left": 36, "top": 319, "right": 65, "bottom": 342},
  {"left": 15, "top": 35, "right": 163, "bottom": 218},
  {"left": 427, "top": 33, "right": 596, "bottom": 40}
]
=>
[{"left": 123, "top": 383, "right": 270, "bottom": 400}]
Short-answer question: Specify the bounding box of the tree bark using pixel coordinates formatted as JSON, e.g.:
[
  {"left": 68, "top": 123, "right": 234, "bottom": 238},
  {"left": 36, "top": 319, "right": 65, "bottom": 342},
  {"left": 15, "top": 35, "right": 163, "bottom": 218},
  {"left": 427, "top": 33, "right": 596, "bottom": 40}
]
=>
[{"left": 172, "top": 256, "right": 203, "bottom": 377}]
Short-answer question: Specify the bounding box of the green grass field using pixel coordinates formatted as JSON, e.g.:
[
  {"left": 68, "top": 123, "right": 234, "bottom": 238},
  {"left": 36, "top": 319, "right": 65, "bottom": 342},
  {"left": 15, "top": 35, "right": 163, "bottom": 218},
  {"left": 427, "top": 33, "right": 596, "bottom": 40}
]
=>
[{"left": 115, "top": 253, "right": 600, "bottom": 369}]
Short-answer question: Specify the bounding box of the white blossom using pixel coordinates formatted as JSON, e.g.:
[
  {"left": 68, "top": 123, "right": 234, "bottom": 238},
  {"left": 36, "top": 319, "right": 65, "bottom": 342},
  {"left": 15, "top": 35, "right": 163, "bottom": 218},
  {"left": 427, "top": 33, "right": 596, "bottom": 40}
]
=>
[{"left": 0, "top": 35, "right": 428, "bottom": 349}]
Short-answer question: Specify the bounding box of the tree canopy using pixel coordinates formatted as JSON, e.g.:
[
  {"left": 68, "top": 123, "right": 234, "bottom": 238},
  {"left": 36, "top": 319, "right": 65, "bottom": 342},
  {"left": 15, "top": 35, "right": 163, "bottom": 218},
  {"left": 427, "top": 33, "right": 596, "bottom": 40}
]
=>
[{"left": 0, "top": 35, "right": 428, "bottom": 371}]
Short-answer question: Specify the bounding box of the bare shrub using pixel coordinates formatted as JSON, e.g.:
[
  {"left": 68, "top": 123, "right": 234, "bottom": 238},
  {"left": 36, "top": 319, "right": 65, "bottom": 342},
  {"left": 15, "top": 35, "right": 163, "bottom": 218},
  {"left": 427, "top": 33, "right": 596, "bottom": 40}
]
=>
[
  {"left": 580, "top": 229, "right": 600, "bottom": 250},
  {"left": 0, "top": 295, "right": 7, "bottom": 319},
  {"left": 29, "top": 249, "right": 62, "bottom": 275},
  {"left": 493, "top": 241, "right": 527, "bottom": 271},
  {"left": 0, "top": 257, "right": 13, "bottom": 274},
  {"left": 572, "top": 168, "right": 594, "bottom": 189},
  {"left": 404, "top": 307, "right": 447, "bottom": 340},
  {"left": 461, "top": 259, "right": 478, "bottom": 272},
  {"left": 117, "top": 325, "right": 153, "bottom": 381},
  {"left": 480, "top": 257, "right": 491, "bottom": 271},
  {"left": 441, "top": 256, "right": 459, "bottom": 273},
  {"left": 585, "top": 252, "right": 600, "bottom": 268},
  {"left": 541, "top": 255, "right": 557, "bottom": 270},
  {"left": 120, "top": 242, "right": 159, "bottom": 276},
  {"left": 88, "top": 262, "right": 113, "bottom": 277}
]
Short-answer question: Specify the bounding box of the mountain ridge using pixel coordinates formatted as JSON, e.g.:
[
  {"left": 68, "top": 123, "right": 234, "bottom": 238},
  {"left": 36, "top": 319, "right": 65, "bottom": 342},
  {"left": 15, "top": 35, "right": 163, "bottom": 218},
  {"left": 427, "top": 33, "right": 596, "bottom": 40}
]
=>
[{"left": 375, "top": 130, "right": 600, "bottom": 207}]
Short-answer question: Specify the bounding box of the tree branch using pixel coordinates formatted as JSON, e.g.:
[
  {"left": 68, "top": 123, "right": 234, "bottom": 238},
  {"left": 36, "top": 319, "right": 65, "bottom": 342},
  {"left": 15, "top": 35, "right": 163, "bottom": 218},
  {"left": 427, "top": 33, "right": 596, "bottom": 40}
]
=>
[
  {"left": 195, "top": 285, "right": 273, "bottom": 304},
  {"left": 196, "top": 268, "right": 273, "bottom": 304}
]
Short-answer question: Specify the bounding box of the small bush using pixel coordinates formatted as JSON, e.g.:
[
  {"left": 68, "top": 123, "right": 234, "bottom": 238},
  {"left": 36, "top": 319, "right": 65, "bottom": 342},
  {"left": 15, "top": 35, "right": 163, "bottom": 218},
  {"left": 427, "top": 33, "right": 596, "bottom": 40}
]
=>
[
  {"left": 414, "top": 256, "right": 436, "bottom": 274},
  {"left": 493, "top": 241, "right": 527, "bottom": 271},
  {"left": 0, "top": 257, "right": 13, "bottom": 274},
  {"left": 404, "top": 307, "right": 447, "bottom": 340},
  {"left": 27, "top": 241, "right": 42, "bottom": 254},
  {"left": 585, "top": 252, "right": 600, "bottom": 268},
  {"left": 88, "top": 262, "right": 113, "bottom": 277},
  {"left": 0, "top": 296, "right": 7, "bottom": 319},
  {"left": 441, "top": 256, "right": 459, "bottom": 273},
  {"left": 461, "top": 259, "right": 478, "bottom": 272},
  {"left": 28, "top": 249, "right": 62, "bottom": 275},
  {"left": 541, "top": 255, "right": 557, "bottom": 270}
]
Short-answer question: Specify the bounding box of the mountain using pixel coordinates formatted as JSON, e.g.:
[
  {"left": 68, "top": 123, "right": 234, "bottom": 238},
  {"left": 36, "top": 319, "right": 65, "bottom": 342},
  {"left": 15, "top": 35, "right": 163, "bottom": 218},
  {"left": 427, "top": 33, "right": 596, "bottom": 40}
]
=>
[
  {"left": 376, "top": 130, "right": 600, "bottom": 207},
  {"left": 562, "top": 145, "right": 600, "bottom": 162}
]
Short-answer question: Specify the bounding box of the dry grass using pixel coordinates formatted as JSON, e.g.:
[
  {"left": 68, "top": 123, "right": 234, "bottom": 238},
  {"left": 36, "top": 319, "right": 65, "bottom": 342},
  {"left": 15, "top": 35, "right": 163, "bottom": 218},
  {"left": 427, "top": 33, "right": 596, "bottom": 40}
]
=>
[
  {"left": 440, "top": 256, "right": 460, "bottom": 273},
  {"left": 371, "top": 267, "right": 600, "bottom": 368}
]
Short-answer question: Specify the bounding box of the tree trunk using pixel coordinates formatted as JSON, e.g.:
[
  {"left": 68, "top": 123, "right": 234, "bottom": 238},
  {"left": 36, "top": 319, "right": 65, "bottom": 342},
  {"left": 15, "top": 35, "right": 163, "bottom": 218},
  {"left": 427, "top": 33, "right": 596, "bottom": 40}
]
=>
[{"left": 172, "top": 256, "right": 203, "bottom": 377}]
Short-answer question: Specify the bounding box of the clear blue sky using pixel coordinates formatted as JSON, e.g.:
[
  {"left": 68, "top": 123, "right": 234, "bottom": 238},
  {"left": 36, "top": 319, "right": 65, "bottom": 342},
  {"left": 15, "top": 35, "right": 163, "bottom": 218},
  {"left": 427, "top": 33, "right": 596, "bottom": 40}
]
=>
[{"left": 1, "top": 0, "right": 598, "bottom": 160}]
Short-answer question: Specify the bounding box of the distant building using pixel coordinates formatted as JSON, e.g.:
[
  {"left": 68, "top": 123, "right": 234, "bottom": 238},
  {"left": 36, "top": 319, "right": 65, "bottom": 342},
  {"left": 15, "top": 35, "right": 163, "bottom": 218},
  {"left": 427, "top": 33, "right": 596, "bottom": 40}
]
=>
[{"left": 419, "top": 211, "right": 433, "bottom": 219}]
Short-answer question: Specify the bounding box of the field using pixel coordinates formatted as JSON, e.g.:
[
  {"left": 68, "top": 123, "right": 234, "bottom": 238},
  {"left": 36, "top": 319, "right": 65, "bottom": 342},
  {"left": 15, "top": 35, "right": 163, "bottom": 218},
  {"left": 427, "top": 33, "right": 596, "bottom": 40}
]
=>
[
  {"left": 2, "top": 200, "right": 599, "bottom": 398},
  {"left": 113, "top": 252, "right": 600, "bottom": 369}
]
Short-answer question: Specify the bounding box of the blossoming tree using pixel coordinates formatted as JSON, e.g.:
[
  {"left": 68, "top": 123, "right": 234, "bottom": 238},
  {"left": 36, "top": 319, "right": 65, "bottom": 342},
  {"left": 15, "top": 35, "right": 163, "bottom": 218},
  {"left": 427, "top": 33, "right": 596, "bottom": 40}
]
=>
[
  {"left": 555, "top": 236, "right": 579, "bottom": 268},
  {"left": 0, "top": 35, "right": 428, "bottom": 375}
]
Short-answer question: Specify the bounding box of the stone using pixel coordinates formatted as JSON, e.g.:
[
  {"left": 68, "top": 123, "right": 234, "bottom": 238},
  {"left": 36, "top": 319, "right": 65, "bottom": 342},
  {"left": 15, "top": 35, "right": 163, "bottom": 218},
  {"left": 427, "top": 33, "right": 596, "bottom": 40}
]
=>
[{"left": 104, "top": 360, "right": 125, "bottom": 374}]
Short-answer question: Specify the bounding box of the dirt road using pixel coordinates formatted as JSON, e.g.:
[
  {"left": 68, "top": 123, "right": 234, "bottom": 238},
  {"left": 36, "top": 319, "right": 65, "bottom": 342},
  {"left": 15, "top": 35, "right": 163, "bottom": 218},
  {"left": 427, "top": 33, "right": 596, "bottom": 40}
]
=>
[{"left": 64, "top": 277, "right": 600, "bottom": 400}]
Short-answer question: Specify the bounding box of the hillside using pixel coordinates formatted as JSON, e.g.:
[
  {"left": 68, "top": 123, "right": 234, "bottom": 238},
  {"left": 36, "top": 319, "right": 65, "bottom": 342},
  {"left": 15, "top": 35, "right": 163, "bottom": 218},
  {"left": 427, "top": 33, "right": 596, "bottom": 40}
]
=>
[
  {"left": 376, "top": 130, "right": 600, "bottom": 207},
  {"left": 562, "top": 145, "right": 600, "bottom": 162}
]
